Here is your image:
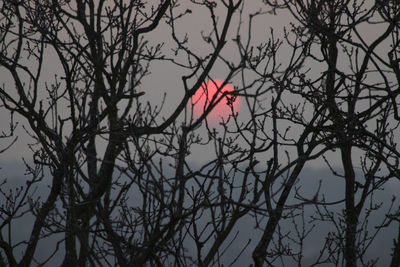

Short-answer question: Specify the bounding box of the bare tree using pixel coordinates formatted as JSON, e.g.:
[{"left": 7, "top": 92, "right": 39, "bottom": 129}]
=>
[
  {"left": 261, "top": 0, "right": 400, "bottom": 266},
  {"left": 0, "top": 0, "right": 400, "bottom": 266}
]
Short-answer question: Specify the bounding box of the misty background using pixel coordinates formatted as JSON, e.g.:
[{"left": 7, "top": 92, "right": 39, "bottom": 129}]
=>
[{"left": 1, "top": 0, "right": 400, "bottom": 266}]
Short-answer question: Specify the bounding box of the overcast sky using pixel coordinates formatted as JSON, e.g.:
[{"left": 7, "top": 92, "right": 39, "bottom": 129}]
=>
[{"left": 1, "top": 1, "right": 399, "bottom": 266}]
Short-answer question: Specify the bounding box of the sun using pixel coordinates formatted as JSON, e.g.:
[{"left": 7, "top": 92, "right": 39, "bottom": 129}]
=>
[{"left": 192, "top": 79, "right": 240, "bottom": 123}]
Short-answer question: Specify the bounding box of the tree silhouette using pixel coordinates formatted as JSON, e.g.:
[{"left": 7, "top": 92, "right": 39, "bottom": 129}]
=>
[{"left": 0, "top": 0, "right": 399, "bottom": 266}]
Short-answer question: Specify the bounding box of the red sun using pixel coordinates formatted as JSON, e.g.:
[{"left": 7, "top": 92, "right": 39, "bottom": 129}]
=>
[{"left": 193, "top": 79, "right": 240, "bottom": 123}]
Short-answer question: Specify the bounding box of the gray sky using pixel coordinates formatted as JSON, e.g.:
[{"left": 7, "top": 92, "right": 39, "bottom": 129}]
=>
[{"left": 1, "top": 1, "right": 400, "bottom": 266}]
